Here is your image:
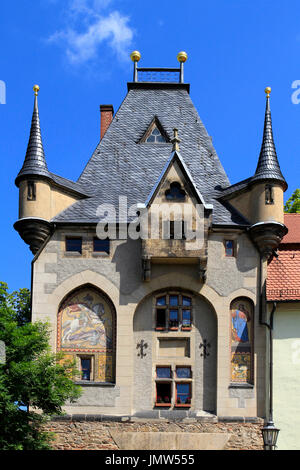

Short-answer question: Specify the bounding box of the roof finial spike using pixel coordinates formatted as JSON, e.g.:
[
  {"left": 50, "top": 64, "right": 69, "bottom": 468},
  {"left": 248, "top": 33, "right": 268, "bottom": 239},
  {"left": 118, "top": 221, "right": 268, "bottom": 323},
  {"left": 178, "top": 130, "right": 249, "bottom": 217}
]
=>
[
  {"left": 130, "top": 51, "right": 141, "bottom": 82},
  {"left": 172, "top": 128, "right": 181, "bottom": 152},
  {"left": 33, "top": 84, "right": 40, "bottom": 96},
  {"left": 265, "top": 86, "right": 271, "bottom": 98}
]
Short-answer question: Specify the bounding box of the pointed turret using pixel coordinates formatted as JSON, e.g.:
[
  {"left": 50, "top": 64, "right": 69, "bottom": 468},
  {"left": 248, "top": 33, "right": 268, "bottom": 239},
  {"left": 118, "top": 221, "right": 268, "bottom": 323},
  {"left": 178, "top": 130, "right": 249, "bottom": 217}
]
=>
[
  {"left": 15, "top": 85, "right": 52, "bottom": 186},
  {"left": 251, "top": 87, "right": 287, "bottom": 190},
  {"left": 249, "top": 87, "right": 288, "bottom": 259},
  {"left": 14, "top": 85, "right": 52, "bottom": 254}
]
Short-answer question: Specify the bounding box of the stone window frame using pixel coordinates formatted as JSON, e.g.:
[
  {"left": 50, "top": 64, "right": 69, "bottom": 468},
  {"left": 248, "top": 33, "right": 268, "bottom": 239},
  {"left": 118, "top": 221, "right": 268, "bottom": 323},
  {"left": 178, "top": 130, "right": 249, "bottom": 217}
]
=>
[
  {"left": 154, "top": 291, "right": 193, "bottom": 331},
  {"left": 229, "top": 297, "right": 254, "bottom": 387},
  {"left": 154, "top": 364, "right": 193, "bottom": 408}
]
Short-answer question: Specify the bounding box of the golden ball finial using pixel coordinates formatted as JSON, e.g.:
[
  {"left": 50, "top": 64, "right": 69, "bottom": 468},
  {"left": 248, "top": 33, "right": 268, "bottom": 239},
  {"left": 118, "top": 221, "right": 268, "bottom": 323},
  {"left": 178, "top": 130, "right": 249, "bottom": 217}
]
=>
[
  {"left": 130, "top": 50, "right": 141, "bottom": 62},
  {"left": 265, "top": 86, "right": 271, "bottom": 97},
  {"left": 177, "top": 51, "right": 188, "bottom": 63},
  {"left": 33, "top": 84, "right": 40, "bottom": 96}
]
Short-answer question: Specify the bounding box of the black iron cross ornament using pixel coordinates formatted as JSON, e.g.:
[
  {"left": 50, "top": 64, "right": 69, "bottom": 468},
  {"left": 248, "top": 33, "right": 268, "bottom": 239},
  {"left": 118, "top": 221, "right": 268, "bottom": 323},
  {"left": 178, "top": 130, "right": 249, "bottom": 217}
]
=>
[
  {"left": 137, "top": 339, "right": 148, "bottom": 358},
  {"left": 199, "top": 339, "right": 211, "bottom": 359}
]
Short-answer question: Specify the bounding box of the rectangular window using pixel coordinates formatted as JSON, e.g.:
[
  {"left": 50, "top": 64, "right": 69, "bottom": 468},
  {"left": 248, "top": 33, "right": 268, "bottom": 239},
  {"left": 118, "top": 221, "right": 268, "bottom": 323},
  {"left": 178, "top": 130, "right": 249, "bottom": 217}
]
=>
[
  {"left": 27, "top": 181, "right": 36, "bottom": 201},
  {"left": 169, "top": 309, "right": 179, "bottom": 329},
  {"left": 156, "top": 382, "right": 172, "bottom": 406},
  {"left": 176, "top": 366, "right": 192, "bottom": 379},
  {"left": 80, "top": 358, "right": 91, "bottom": 381},
  {"left": 93, "top": 238, "right": 110, "bottom": 254},
  {"left": 225, "top": 240, "right": 234, "bottom": 257},
  {"left": 156, "top": 366, "right": 172, "bottom": 379},
  {"left": 169, "top": 295, "right": 179, "bottom": 307},
  {"left": 182, "top": 309, "right": 191, "bottom": 329},
  {"left": 156, "top": 309, "right": 166, "bottom": 329},
  {"left": 265, "top": 185, "right": 274, "bottom": 205},
  {"left": 176, "top": 382, "right": 191, "bottom": 406},
  {"left": 66, "top": 237, "right": 82, "bottom": 254}
]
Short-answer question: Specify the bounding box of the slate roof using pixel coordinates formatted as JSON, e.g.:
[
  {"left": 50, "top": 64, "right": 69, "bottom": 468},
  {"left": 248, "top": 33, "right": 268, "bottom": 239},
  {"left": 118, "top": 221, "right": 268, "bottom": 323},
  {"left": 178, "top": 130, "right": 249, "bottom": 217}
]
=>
[
  {"left": 267, "top": 214, "right": 300, "bottom": 301},
  {"left": 52, "top": 84, "right": 249, "bottom": 226},
  {"left": 252, "top": 94, "right": 287, "bottom": 190},
  {"left": 15, "top": 93, "right": 52, "bottom": 185}
]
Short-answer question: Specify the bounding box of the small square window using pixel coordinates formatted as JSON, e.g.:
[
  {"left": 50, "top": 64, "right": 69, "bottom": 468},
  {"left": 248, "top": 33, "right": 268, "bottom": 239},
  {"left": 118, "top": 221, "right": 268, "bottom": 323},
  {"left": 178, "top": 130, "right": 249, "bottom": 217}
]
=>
[
  {"left": 225, "top": 240, "right": 234, "bottom": 257},
  {"left": 156, "top": 366, "right": 172, "bottom": 379},
  {"left": 66, "top": 237, "right": 82, "bottom": 254},
  {"left": 176, "top": 367, "right": 192, "bottom": 379},
  {"left": 93, "top": 238, "right": 110, "bottom": 254},
  {"left": 156, "top": 296, "right": 166, "bottom": 306},
  {"left": 182, "top": 296, "right": 191, "bottom": 307},
  {"left": 169, "top": 295, "right": 179, "bottom": 307}
]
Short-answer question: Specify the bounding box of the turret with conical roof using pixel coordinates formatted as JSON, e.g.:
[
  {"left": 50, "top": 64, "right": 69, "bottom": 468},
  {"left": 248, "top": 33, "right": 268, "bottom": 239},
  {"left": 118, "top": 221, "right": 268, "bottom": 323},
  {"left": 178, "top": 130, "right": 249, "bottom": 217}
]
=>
[
  {"left": 248, "top": 87, "right": 288, "bottom": 258},
  {"left": 14, "top": 85, "right": 53, "bottom": 253},
  {"left": 15, "top": 85, "right": 52, "bottom": 186},
  {"left": 249, "top": 87, "right": 287, "bottom": 228},
  {"left": 251, "top": 87, "right": 287, "bottom": 190}
]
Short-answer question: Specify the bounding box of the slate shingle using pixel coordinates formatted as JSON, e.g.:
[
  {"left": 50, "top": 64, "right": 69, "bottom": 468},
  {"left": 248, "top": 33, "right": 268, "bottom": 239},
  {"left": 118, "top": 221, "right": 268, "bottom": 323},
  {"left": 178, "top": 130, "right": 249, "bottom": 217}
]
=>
[{"left": 52, "top": 85, "right": 248, "bottom": 226}]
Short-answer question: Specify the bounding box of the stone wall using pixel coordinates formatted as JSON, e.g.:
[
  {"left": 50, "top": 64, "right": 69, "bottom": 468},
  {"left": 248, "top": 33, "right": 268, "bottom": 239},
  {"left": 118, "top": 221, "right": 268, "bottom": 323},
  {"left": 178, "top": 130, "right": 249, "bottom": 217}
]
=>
[{"left": 43, "top": 417, "right": 264, "bottom": 451}]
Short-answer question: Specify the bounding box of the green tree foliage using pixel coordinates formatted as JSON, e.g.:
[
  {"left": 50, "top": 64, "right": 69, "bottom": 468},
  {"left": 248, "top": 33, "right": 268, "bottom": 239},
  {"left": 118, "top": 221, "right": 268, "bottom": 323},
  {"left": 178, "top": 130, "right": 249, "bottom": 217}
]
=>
[
  {"left": 0, "top": 282, "right": 81, "bottom": 450},
  {"left": 284, "top": 188, "right": 300, "bottom": 213}
]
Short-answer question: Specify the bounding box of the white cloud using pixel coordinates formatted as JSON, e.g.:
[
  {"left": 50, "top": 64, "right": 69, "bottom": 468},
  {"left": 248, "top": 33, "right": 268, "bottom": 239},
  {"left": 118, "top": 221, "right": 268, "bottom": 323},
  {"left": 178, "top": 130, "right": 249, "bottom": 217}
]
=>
[{"left": 48, "top": 1, "right": 134, "bottom": 66}]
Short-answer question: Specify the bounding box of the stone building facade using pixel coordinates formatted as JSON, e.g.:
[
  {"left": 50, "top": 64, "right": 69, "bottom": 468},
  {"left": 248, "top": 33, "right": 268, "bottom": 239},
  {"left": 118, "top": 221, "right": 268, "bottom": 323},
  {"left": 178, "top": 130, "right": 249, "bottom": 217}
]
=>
[{"left": 14, "top": 55, "right": 288, "bottom": 447}]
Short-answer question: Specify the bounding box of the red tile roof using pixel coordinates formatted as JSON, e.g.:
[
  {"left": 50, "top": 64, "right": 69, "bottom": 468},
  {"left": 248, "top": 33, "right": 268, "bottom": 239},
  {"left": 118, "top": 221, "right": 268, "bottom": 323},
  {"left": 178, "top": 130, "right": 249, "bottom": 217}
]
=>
[
  {"left": 267, "top": 214, "right": 300, "bottom": 301},
  {"left": 281, "top": 213, "right": 300, "bottom": 244}
]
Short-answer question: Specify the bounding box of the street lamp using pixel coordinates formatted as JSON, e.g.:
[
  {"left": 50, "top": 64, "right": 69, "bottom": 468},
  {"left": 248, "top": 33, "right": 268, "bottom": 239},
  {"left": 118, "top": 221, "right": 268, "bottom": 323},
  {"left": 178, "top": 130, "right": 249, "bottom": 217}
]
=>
[{"left": 261, "top": 421, "right": 280, "bottom": 450}]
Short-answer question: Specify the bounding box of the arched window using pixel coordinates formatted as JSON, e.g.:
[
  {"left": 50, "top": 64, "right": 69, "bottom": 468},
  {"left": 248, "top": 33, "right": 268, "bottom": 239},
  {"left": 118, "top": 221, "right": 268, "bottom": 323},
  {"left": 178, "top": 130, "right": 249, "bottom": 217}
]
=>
[
  {"left": 230, "top": 297, "right": 253, "bottom": 384},
  {"left": 57, "top": 286, "right": 116, "bottom": 383}
]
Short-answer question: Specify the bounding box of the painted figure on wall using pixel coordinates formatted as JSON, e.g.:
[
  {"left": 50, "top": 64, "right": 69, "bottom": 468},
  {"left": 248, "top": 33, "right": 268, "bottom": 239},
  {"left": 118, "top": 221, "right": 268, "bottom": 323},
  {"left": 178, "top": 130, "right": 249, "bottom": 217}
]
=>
[
  {"left": 231, "top": 303, "right": 250, "bottom": 343},
  {"left": 58, "top": 288, "right": 113, "bottom": 351},
  {"left": 231, "top": 299, "right": 252, "bottom": 383}
]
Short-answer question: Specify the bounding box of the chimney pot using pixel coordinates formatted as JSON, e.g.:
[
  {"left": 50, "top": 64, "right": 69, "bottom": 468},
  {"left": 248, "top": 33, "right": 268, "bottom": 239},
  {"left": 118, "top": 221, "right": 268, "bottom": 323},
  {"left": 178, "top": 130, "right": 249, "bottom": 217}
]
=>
[{"left": 100, "top": 104, "right": 114, "bottom": 140}]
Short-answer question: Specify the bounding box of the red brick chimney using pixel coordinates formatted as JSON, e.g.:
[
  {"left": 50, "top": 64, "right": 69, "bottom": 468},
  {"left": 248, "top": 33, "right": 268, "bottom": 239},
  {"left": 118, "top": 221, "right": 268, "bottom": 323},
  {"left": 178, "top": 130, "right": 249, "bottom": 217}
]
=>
[{"left": 100, "top": 104, "right": 114, "bottom": 140}]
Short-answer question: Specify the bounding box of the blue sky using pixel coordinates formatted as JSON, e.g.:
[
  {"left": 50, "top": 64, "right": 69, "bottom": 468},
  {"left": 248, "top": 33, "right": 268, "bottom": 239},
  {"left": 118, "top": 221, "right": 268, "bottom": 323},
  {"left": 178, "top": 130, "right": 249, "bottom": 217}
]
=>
[{"left": 1, "top": 0, "right": 300, "bottom": 292}]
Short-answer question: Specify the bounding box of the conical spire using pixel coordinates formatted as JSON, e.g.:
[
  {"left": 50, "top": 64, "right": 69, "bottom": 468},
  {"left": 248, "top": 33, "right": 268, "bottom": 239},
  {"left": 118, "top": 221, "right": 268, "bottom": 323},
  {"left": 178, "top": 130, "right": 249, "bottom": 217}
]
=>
[
  {"left": 15, "top": 85, "right": 51, "bottom": 186},
  {"left": 251, "top": 87, "right": 287, "bottom": 190}
]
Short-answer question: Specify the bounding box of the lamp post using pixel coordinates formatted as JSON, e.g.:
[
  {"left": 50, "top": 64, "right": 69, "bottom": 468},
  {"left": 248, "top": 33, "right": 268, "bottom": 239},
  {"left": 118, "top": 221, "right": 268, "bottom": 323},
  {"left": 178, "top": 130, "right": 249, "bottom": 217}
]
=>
[
  {"left": 261, "top": 421, "right": 280, "bottom": 451},
  {"left": 260, "top": 299, "right": 280, "bottom": 450}
]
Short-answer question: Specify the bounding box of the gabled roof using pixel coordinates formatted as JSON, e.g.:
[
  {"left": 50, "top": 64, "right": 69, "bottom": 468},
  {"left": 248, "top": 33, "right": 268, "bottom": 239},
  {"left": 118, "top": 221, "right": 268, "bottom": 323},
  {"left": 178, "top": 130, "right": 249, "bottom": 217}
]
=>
[
  {"left": 145, "top": 149, "right": 213, "bottom": 209},
  {"left": 52, "top": 84, "right": 248, "bottom": 226}
]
